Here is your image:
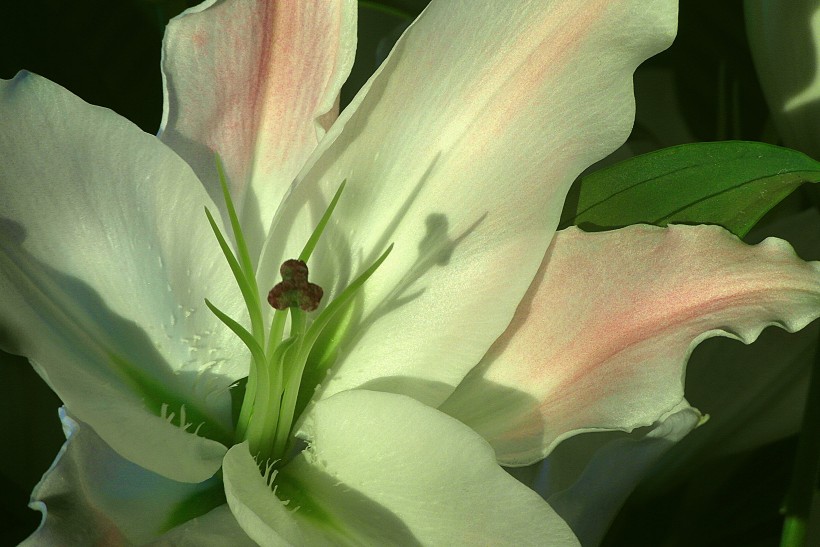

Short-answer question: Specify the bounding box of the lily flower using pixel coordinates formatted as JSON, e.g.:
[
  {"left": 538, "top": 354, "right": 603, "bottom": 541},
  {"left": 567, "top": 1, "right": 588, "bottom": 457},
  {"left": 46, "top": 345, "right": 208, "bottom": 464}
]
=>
[{"left": 1, "top": 0, "right": 818, "bottom": 544}]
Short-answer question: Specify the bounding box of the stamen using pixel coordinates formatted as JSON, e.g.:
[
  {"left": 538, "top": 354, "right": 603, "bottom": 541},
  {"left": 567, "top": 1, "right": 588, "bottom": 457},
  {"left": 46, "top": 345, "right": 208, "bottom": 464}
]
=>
[{"left": 205, "top": 154, "right": 266, "bottom": 442}]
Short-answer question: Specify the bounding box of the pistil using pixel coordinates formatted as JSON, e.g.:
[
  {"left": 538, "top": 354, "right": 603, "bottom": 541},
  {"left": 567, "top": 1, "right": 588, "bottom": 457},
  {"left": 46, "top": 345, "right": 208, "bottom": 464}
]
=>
[{"left": 204, "top": 159, "right": 392, "bottom": 468}]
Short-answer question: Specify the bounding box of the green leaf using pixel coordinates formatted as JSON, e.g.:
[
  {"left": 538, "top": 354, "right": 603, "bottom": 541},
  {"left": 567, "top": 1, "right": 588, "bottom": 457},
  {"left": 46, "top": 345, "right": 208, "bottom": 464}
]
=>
[{"left": 561, "top": 141, "right": 820, "bottom": 238}]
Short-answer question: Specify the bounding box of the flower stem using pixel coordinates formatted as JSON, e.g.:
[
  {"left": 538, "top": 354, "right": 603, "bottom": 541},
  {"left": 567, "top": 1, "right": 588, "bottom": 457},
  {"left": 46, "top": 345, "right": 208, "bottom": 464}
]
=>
[{"left": 780, "top": 327, "right": 820, "bottom": 547}]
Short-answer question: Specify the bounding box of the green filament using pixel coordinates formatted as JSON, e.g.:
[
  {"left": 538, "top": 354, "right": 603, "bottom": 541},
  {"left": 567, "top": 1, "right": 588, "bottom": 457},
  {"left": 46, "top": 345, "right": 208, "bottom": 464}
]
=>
[
  {"left": 203, "top": 299, "right": 265, "bottom": 367},
  {"left": 209, "top": 155, "right": 264, "bottom": 342},
  {"left": 299, "top": 179, "right": 347, "bottom": 262},
  {"left": 204, "top": 155, "right": 267, "bottom": 441},
  {"left": 203, "top": 210, "right": 264, "bottom": 342}
]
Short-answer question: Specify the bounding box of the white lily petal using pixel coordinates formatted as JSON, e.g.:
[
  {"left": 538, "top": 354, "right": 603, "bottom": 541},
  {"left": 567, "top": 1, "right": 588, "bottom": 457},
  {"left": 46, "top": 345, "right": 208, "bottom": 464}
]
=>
[
  {"left": 441, "top": 224, "right": 820, "bottom": 465},
  {"left": 260, "top": 0, "right": 678, "bottom": 407},
  {"left": 0, "top": 73, "right": 247, "bottom": 481},
  {"left": 222, "top": 443, "right": 318, "bottom": 546},
  {"left": 160, "top": 0, "right": 357, "bottom": 260},
  {"left": 23, "top": 408, "right": 224, "bottom": 546},
  {"left": 224, "top": 390, "right": 579, "bottom": 546}
]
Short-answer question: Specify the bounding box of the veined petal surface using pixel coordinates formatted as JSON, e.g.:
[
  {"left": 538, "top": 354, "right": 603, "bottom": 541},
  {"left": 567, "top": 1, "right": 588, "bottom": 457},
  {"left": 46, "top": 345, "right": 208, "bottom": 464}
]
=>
[
  {"left": 0, "top": 73, "right": 246, "bottom": 481},
  {"left": 223, "top": 390, "right": 579, "bottom": 546},
  {"left": 160, "top": 0, "right": 357, "bottom": 260},
  {"left": 23, "top": 409, "right": 223, "bottom": 546},
  {"left": 260, "top": 0, "right": 679, "bottom": 407},
  {"left": 441, "top": 224, "right": 820, "bottom": 465}
]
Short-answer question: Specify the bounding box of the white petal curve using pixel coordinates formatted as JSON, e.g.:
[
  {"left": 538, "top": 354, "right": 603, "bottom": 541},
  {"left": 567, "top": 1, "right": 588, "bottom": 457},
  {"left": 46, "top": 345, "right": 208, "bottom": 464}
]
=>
[
  {"left": 441, "top": 224, "right": 820, "bottom": 465},
  {"left": 0, "top": 73, "right": 247, "bottom": 481},
  {"left": 224, "top": 390, "right": 579, "bottom": 546},
  {"left": 23, "top": 408, "right": 225, "bottom": 546},
  {"left": 646, "top": 209, "right": 820, "bottom": 484}
]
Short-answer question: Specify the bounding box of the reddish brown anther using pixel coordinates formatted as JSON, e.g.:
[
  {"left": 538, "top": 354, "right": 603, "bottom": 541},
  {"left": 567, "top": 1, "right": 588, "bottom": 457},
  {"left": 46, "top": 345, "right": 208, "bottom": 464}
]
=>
[{"left": 267, "top": 259, "right": 324, "bottom": 311}]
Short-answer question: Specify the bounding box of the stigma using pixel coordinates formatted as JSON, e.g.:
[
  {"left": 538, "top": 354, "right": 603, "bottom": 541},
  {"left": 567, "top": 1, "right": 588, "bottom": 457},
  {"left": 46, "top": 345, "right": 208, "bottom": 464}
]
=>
[{"left": 267, "top": 259, "right": 323, "bottom": 311}]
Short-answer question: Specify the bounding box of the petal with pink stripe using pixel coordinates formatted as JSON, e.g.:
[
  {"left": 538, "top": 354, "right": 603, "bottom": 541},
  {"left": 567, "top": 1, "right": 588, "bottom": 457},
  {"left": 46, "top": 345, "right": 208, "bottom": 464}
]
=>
[
  {"left": 441, "top": 224, "right": 820, "bottom": 465},
  {"left": 160, "top": 0, "right": 357, "bottom": 260}
]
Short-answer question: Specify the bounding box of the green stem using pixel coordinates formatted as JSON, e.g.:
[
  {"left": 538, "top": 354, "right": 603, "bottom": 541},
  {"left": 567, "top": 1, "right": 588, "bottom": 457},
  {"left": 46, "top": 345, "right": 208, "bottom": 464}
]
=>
[
  {"left": 781, "top": 519, "right": 807, "bottom": 547},
  {"left": 780, "top": 327, "right": 820, "bottom": 547}
]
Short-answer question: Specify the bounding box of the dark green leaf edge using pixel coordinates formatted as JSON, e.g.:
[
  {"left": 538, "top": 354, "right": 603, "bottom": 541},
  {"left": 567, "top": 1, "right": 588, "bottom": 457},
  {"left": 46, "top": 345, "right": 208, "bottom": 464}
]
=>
[{"left": 561, "top": 141, "right": 820, "bottom": 238}]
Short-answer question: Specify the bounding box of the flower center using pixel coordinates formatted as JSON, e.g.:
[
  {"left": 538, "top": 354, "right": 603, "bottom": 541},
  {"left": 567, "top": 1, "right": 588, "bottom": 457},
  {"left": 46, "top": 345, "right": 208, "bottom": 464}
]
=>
[{"left": 204, "top": 157, "right": 391, "bottom": 466}]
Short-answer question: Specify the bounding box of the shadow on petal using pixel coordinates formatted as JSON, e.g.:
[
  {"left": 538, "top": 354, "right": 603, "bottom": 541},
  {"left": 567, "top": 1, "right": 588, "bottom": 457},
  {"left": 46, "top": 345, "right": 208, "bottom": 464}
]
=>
[
  {"left": 277, "top": 462, "right": 422, "bottom": 546},
  {"left": 24, "top": 409, "right": 224, "bottom": 546},
  {"left": 439, "top": 376, "right": 549, "bottom": 464},
  {"left": 1, "top": 217, "right": 239, "bottom": 481}
]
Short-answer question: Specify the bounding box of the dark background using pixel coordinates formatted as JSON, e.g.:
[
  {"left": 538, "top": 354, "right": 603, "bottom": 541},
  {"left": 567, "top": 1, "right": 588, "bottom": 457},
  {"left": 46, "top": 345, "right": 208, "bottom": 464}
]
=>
[{"left": 0, "top": 1, "right": 817, "bottom": 545}]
